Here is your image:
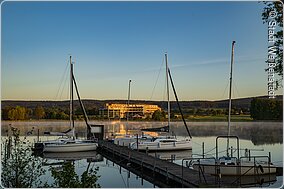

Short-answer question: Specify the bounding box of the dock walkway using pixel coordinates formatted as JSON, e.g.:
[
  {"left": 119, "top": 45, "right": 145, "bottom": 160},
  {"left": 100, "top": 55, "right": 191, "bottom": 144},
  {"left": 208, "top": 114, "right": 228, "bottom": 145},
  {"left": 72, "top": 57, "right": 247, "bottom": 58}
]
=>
[{"left": 98, "top": 140, "right": 219, "bottom": 188}]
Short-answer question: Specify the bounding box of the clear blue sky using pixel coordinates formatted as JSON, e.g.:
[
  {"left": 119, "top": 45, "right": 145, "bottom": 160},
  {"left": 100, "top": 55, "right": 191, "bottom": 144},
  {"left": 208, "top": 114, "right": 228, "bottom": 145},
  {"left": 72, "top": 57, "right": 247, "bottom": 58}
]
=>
[{"left": 1, "top": 1, "right": 282, "bottom": 101}]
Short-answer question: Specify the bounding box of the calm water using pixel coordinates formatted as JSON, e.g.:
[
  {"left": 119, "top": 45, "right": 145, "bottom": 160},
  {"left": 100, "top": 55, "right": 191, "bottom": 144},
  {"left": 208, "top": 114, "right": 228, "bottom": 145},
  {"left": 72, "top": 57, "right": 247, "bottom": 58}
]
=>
[{"left": 1, "top": 121, "right": 283, "bottom": 188}]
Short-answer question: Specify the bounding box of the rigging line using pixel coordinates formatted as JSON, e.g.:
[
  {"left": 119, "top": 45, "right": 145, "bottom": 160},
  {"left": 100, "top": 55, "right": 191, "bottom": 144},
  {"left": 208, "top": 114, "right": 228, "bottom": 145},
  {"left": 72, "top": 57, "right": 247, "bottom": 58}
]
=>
[
  {"left": 204, "top": 147, "right": 217, "bottom": 154},
  {"left": 233, "top": 80, "right": 241, "bottom": 98},
  {"left": 191, "top": 140, "right": 203, "bottom": 146},
  {"left": 59, "top": 69, "right": 70, "bottom": 100},
  {"left": 55, "top": 61, "right": 69, "bottom": 100},
  {"left": 149, "top": 57, "right": 164, "bottom": 101},
  {"left": 221, "top": 79, "right": 230, "bottom": 100}
]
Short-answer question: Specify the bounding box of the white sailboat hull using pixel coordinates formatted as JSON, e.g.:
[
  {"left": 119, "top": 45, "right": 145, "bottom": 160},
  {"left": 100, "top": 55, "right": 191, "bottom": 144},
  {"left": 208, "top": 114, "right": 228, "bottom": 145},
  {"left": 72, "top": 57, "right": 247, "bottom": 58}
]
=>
[
  {"left": 114, "top": 137, "right": 136, "bottom": 147},
  {"left": 193, "top": 161, "right": 277, "bottom": 176},
  {"left": 43, "top": 141, "right": 98, "bottom": 153},
  {"left": 114, "top": 135, "right": 153, "bottom": 147},
  {"left": 131, "top": 139, "right": 192, "bottom": 151}
]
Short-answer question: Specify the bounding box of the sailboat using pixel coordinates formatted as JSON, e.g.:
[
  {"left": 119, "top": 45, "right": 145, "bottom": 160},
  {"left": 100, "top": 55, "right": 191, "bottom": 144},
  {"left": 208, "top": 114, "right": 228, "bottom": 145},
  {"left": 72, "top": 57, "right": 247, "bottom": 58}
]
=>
[
  {"left": 192, "top": 41, "right": 276, "bottom": 176},
  {"left": 113, "top": 80, "right": 156, "bottom": 146},
  {"left": 43, "top": 56, "right": 98, "bottom": 153},
  {"left": 130, "top": 53, "right": 192, "bottom": 151}
]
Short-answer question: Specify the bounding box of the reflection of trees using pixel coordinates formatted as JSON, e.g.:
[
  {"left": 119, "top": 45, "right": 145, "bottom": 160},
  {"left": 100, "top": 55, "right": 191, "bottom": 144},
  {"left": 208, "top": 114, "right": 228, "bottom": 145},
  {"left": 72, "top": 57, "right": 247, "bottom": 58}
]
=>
[
  {"left": 50, "top": 161, "right": 100, "bottom": 188},
  {"left": 249, "top": 127, "right": 283, "bottom": 145},
  {"left": 1, "top": 127, "right": 45, "bottom": 187}
]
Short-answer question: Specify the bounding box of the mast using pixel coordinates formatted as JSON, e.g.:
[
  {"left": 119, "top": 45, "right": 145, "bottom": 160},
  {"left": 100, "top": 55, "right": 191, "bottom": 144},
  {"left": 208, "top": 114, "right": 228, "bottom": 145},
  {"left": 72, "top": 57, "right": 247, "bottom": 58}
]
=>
[
  {"left": 165, "top": 53, "right": 170, "bottom": 128},
  {"left": 227, "top": 41, "right": 236, "bottom": 156},
  {"left": 70, "top": 56, "right": 75, "bottom": 139}
]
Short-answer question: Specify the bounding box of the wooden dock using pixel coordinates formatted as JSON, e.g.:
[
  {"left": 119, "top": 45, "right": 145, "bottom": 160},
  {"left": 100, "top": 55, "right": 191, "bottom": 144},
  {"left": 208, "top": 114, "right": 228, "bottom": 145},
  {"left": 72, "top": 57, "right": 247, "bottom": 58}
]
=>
[{"left": 98, "top": 140, "right": 219, "bottom": 188}]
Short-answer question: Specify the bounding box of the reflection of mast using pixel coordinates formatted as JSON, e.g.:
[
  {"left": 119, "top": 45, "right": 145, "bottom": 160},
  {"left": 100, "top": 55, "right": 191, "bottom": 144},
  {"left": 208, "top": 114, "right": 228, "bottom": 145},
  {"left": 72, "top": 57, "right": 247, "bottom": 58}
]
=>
[
  {"left": 126, "top": 79, "right": 131, "bottom": 133},
  {"left": 127, "top": 79, "right": 132, "bottom": 121},
  {"left": 227, "top": 41, "right": 236, "bottom": 157}
]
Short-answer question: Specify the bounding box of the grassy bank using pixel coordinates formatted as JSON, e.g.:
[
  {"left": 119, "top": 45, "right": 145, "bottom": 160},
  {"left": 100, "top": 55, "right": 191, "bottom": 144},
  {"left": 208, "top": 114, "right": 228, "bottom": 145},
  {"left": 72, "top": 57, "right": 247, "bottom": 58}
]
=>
[{"left": 184, "top": 115, "right": 253, "bottom": 122}]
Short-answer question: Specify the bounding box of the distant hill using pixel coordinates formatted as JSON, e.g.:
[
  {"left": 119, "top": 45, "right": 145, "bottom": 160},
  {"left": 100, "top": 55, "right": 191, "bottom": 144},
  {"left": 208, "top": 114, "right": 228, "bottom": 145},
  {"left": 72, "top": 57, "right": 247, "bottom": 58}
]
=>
[{"left": 2, "top": 95, "right": 282, "bottom": 111}]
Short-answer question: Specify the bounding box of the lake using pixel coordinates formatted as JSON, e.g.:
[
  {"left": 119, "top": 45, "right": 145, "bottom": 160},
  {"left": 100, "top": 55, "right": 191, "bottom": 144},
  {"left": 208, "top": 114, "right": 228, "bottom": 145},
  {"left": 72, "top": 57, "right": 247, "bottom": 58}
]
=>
[{"left": 1, "top": 121, "right": 283, "bottom": 188}]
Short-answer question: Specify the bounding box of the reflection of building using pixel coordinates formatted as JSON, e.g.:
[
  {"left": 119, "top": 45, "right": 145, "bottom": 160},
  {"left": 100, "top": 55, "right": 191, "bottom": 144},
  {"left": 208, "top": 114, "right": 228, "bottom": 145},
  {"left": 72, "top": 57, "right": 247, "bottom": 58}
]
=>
[{"left": 99, "top": 103, "right": 161, "bottom": 119}]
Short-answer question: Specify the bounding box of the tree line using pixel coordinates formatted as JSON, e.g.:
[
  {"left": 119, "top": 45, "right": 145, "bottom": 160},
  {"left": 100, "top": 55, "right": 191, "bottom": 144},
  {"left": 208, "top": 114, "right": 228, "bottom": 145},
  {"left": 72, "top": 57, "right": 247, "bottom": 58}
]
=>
[
  {"left": 250, "top": 98, "right": 283, "bottom": 120},
  {"left": 2, "top": 98, "right": 282, "bottom": 121},
  {"left": 2, "top": 106, "right": 68, "bottom": 120}
]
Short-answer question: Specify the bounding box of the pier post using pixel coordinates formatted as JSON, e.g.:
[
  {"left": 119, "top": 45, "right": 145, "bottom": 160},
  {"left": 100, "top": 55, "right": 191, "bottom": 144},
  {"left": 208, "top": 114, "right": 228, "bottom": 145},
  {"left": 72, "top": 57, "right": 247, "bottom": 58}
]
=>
[
  {"left": 37, "top": 129, "right": 40, "bottom": 142},
  {"left": 202, "top": 142, "right": 205, "bottom": 158},
  {"left": 249, "top": 150, "right": 251, "bottom": 161},
  {"left": 136, "top": 134, "right": 139, "bottom": 151}
]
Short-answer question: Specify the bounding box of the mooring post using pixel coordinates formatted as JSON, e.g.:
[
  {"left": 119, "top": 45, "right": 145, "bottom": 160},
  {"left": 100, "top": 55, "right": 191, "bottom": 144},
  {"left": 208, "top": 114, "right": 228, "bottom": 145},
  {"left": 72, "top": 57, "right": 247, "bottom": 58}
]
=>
[
  {"left": 249, "top": 150, "right": 251, "bottom": 161},
  {"left": 4, "top": 140, "right": 7, "bottom": 165},
  {"left": 146, "top": 147, "right": 148, "bottom": 155},
  {"left": 136, "top": 134, "right": 139, "bottom": 151},
  {"left": 8, "top": 136, "right": 11, "bottom": 159},
  {"left": 202, "top": 142, "right": 205, "bottom": 158},
  {"left": 37, "top": 129, "right": 40, "bottom": 142}
]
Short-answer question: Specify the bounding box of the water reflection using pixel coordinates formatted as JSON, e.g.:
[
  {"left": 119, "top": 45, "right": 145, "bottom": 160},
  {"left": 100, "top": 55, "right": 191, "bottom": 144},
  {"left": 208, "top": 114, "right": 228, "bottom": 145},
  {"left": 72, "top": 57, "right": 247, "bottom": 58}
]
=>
[
  {"left": 37, "top": 151, "right": 154, "bottom": 188},
  {"left": 42, "top": 151, "right": 103, "bottom": 161},
  {"left": 103, "top": 121, "right": 283, "bottom": 145},
  {"left": 2, "top": 121, "right": 282, "bottom": 145},
  {"left": 48, "top": 160, "right": 100, "bottom": 188}
]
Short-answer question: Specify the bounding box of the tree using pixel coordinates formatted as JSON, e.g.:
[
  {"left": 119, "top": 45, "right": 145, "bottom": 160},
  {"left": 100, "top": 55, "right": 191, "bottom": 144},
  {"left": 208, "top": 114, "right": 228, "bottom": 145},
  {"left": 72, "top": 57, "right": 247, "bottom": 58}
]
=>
[
  {"left": 7, "top": 106, "right": 28, "bottom": 120},
  {"left": 262, "top": 2, "right": 283, "bottom": 88},
  {"left": 2, "top": 106, "right": 13, "bottom": 120},
  {"left": 34, "top": 106, "right": 45, "bottom": 119},
  {"left": 152, "top": 110, "right": 162, "bottom": 121},
  {"left": 250, "top": 98, "right": 283, "bottom": 120},
  {"left": 1, "top": 127, "right": 100, "bottom": 188},
  {"left": 1, "top": 127, "right": 46, "bottom": 187}
]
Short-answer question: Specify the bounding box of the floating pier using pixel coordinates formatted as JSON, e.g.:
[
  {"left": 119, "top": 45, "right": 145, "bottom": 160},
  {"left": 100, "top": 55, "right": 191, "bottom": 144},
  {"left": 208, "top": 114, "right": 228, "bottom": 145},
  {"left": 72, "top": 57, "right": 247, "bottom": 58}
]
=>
[{"left": 98, "top": 140, "right": 219, "bottom": 188}]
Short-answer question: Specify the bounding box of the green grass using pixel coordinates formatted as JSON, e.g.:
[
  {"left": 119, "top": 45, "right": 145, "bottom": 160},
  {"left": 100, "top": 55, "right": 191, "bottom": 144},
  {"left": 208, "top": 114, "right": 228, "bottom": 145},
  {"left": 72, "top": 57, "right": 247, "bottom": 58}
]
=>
[{"left": 185, "top": 115, "right": 253, "bottom": 122}]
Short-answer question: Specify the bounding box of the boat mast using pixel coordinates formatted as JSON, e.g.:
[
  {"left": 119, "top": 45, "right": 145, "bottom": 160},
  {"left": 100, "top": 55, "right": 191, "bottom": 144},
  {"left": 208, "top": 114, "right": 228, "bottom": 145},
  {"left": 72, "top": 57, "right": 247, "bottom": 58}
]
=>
[
  {"left": 165, "top": 53, "right": 170, "bottom": 129},
  {"left": 227, "top": 41, "right": 236, "bottom": 156},
  {"left": 70, "top": 56, "right": 75, "bottom": 139}
]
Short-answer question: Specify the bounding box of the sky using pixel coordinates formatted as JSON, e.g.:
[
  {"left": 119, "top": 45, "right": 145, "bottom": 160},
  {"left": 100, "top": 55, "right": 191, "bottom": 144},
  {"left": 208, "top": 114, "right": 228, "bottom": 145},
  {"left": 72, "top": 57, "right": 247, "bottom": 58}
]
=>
[{"left": 1, "top": 1, "right": 282, "bottom": 101}]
